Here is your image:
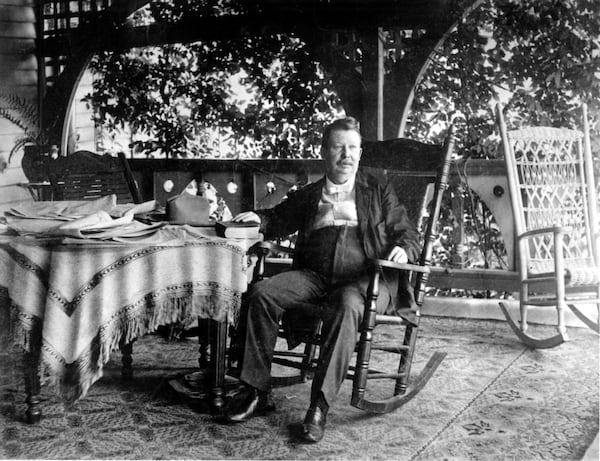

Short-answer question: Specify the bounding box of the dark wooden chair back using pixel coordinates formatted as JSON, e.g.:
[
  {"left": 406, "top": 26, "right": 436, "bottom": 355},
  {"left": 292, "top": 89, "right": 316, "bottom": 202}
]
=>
[
  {"left": 49, "top": 151, "right": 142, "bottom": 204},
  {"left": 361, "top": 138, "right": 445, "bottom": 226}
]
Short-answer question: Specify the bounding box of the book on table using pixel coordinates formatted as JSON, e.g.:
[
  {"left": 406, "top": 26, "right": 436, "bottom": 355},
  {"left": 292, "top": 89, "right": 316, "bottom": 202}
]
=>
[{"left": 215, "top": 221, "right": 260, "bottom": 238}]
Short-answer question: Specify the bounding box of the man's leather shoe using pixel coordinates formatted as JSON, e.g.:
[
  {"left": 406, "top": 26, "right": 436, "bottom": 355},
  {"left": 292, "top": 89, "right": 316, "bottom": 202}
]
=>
[
  {"left": 299, "top": 405, "right": 327, "bottom": 443},
  {"left": 225, "top": 387, "right": 275, "bottom": 423}
]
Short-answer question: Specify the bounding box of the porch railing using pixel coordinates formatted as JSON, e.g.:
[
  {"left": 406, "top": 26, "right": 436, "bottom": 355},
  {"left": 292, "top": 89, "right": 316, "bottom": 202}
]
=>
[{"left": 128, "top": 157, "right": 519, "bottom": 293}]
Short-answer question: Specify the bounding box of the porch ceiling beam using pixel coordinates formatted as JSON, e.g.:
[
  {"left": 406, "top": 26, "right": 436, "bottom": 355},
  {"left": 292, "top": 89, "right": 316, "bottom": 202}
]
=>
[{"left": 41, "top": 2, "right": 447, "bottom": 56}]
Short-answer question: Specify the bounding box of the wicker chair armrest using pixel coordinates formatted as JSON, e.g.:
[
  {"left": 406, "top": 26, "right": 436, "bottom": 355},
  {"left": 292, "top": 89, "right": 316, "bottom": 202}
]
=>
[{"left": 518, "top": 225, "right": 573, "bottom": 240}]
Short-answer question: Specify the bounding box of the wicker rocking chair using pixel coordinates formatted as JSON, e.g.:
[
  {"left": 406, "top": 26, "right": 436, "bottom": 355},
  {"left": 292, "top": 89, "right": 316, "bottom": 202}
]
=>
[{"left": 496, "top": 103, "right": 600, "bottom": 349}]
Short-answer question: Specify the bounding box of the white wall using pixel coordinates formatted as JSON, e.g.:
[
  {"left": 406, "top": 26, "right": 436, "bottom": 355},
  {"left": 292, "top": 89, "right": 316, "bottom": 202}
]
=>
[
  {"left": 70, "top": 69, "right": 97, "bottom": 153},
  {"left": 0, "top": 0, "right": 38, "bottom": 212}
]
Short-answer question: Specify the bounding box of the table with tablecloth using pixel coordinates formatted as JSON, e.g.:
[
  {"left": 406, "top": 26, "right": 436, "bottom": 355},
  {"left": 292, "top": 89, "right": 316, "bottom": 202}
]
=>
[{"left": 0, "top": 225, "right": 258, "bottom": 421}]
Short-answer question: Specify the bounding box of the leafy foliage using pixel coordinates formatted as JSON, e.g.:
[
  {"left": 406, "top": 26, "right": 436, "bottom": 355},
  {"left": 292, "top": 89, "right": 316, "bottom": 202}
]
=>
[
  {"left": 82, "top": 0, "right": 598, "bottom": 281},
  {"left": 406, "top": 0, "right": 599, "bottom": 276},
  {"left": 85, "top": 1, "right": 343, "bottom": 158},
  {"left": 406, "top": 0, "right": 599, "bottom": 156},
  {"left": 0, "top": 94, "right": 50, "bottom": 164}
]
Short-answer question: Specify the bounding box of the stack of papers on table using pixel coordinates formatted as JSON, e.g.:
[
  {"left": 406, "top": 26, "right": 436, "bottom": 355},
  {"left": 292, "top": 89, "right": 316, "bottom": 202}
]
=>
[
  {"left": 3, "top": 195, "right": 163, "bottom": 239},
  {"left": 6, "top": 194, "right": 117, "bottom": 220}
]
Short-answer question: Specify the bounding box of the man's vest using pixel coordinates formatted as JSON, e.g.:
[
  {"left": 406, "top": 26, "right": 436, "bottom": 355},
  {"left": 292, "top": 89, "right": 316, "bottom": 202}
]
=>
[{"left": 295, "top": 225, "right": 366, "bottom": 286}]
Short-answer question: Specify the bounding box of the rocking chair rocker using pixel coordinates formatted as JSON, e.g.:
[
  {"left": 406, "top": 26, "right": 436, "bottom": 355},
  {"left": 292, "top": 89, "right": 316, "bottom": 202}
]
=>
[{"left": 496, "top": 103, "right": 600, "bottom": 349}]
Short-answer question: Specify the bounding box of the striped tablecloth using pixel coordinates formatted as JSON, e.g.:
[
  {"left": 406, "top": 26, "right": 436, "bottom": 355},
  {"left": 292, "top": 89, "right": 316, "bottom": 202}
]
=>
[{"left": 0, "top": 225, "right": 258, "bottom": 402}]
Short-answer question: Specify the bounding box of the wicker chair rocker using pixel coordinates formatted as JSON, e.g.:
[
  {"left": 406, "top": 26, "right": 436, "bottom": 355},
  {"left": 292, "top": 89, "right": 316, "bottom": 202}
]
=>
[
  {"left": 496, "top": 103, "right": 600, "bottom": 349},
  {"left": 233, "top": 126, "right": 455, "bottom": 414}
]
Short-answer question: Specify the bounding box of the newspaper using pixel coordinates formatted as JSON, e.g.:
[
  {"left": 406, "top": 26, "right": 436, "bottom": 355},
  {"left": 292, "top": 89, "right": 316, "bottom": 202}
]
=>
[{"left": 3, "top": 195, "right": 162, "bottom": 239}]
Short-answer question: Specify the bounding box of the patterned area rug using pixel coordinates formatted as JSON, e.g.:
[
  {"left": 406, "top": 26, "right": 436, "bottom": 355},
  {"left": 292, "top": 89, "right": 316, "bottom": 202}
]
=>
[{"left": 0, "top": 316, "right": 598, "bottom": 460}]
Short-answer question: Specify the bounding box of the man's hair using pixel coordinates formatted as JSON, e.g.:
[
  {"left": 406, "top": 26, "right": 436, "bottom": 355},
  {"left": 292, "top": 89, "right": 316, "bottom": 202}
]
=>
[{"left": 321, "top": 117, "right": 361, "bottom": 150}]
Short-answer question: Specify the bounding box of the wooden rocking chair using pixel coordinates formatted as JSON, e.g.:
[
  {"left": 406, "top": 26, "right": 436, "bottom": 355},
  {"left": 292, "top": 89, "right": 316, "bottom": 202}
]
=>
[
  {"left": 496, "top": 103, "right": 600, "bottom": 349},
  {"left": 234, "top": 126, "right": 456, "bottom": 413}
]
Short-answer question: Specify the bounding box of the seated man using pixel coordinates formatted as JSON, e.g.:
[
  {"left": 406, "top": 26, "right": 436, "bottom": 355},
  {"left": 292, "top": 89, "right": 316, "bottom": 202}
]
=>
[{"left": 228, "top": 117, "right": 420, "bottom": 443}]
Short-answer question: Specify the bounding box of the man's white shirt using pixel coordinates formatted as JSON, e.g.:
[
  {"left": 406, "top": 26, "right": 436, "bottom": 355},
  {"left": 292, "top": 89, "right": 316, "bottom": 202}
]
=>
[{"left": 312, "top": 175, "right": 359, "bottom": 230}]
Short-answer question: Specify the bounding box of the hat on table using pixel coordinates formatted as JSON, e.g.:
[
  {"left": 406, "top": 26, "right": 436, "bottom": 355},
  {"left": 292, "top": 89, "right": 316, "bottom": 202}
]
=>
[{"left": 166, "top": 194, "right": 213, "bottom": 226}]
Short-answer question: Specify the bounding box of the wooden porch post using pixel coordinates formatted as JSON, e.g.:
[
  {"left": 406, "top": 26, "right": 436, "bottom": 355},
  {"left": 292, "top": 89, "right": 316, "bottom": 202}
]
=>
[{"left": 360, "top": 28, "right": 384, "bottom": 141}]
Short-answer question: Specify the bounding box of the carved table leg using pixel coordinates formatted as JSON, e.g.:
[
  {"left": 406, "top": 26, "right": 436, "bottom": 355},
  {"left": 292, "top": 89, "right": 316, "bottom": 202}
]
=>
[
  {"left": 24, "top": 350, "right": 42, "bottom": 423},
  {"left": 120, "top": 338, "right": 134, "bottom": 381},
  {"left": 208, "top": 318, "right": 227, "bottom": 416},
  {"left": 198, "top": 318, "right": 210, "bottom": 369}
]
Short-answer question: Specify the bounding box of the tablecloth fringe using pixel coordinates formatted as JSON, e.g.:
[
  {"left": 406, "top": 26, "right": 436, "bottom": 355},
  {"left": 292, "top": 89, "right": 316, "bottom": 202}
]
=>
[
  {"left": 1, "top": 288, "right": 42, "bottom": 353},
  {"left": 40, "top": 288, "right": 241, "bottom": 403}
]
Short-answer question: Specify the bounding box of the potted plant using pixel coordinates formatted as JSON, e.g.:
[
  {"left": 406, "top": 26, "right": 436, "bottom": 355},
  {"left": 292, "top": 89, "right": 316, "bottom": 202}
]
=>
[{"left": 0, "top": 94, "right": 54, "bottom": 182}]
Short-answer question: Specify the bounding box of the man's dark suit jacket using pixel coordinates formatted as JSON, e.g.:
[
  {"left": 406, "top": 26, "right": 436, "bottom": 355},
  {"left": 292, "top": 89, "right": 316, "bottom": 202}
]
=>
[{"left": 254, "top": 169, "right": 421, "bottom": 318}]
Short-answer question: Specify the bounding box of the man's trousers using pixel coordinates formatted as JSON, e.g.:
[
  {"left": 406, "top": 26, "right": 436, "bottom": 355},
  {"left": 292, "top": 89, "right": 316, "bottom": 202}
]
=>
[{"left": 238, "top": 269, "right": 391, "bottom": 407}]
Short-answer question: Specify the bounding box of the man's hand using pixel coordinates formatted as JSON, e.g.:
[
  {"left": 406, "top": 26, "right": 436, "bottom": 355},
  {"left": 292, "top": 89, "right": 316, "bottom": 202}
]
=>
[
  {"left": 387, "top": 246, "right": 408, "bottom": 264},
  {"left": 232, "top": 211, "right": 261, "bottom": 224}
]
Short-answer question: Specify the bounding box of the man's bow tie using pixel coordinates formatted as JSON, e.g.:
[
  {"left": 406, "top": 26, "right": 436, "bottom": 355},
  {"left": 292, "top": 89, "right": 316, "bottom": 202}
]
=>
[{"left": 326, "top": 182, "right": 353, "bottom": 194}]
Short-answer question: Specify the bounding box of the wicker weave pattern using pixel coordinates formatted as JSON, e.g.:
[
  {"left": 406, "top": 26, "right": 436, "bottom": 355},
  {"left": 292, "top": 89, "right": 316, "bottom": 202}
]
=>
[
  {"left": 497, "top": 103, "right": 598, "bottom": 347},
  {"left": 509, "top": 127, "right": 595, "bottom": 278},
  {"left": 566, "top": 266, "right": 600, "bottom": 286}
]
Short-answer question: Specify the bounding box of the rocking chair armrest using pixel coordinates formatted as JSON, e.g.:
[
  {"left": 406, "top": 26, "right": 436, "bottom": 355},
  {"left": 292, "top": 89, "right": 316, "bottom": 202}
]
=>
[
  {"left": 518, "top": 225, "right": 573, "bottom": 240},
  {"left": 519, "top": 226, "right": 572, "bottom": 270},
  {"left": 264, "top": 257, "right": 294, "bottom": 269},
  {"left": 249, "top": 241, "right": 295, "bottom": 282},
  {"left": 249, "top": 241, "right": 296, "bottom": 257},
  {"left": 368, "top": 258, "right": 430, "bottom": 273}
]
